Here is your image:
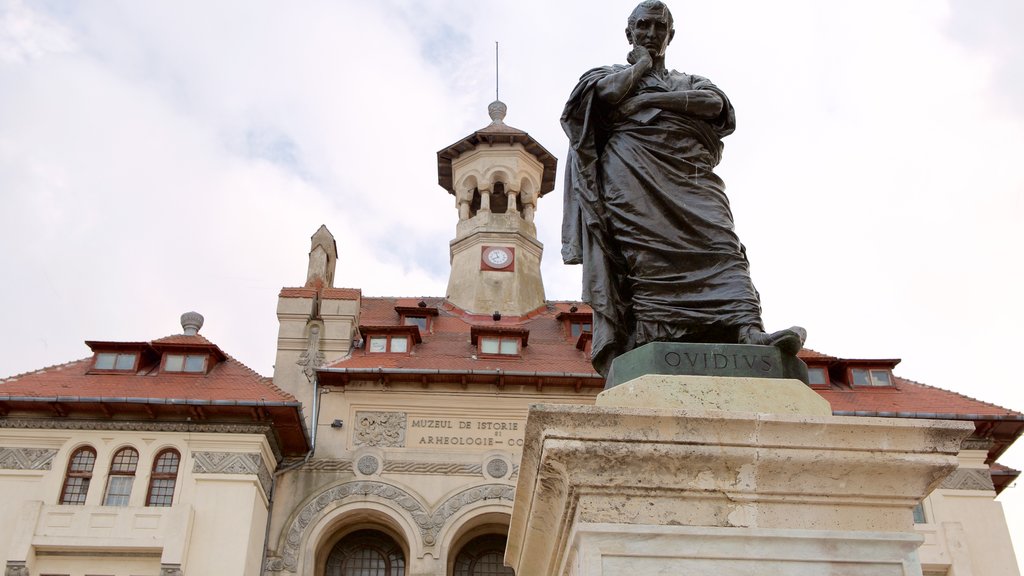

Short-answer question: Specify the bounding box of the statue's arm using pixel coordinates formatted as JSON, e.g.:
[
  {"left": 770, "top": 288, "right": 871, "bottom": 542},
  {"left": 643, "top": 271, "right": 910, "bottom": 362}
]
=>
[
  {"left": 594, "top": 46, "right": 653, "bottom": 105},
  {"left": 620, "top": 90, "right": 723, "bottom": 119}
]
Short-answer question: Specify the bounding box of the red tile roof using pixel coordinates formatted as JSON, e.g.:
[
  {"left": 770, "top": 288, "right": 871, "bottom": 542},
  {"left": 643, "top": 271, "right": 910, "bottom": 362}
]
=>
[
  {"left": 328, "top": 298, "right": 597, "bottom": 375},
  {"left": 0, "top": 340, "right": 292, "bottom": 404},
  {"left": 0, "top": 334, "right": 308, "bottom": 456}
]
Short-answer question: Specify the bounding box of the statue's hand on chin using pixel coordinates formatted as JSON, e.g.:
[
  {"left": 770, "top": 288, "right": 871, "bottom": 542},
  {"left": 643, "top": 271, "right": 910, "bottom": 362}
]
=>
[{"left": 626, "top": 44, "right": 652, "bottom": 67}]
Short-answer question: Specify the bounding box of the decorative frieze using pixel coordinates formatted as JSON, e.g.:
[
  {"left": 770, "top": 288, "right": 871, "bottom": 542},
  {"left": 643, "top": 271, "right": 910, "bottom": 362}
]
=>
[
  {"left": 4, "top": 561, "right": 28, "bottom": 576},
  {"left": 0, "top": 447, "right": 56, "bottom": 470},
  {"left": 939, "top": 468, "right": 995, "bottom": 491},
  {"left": 0, "top": 419, "right": 282, "bottom": 461},
  {"left": 353, "top": 411, "right": 407, "bottom": 448},
  {"left": 383, "top": 461, "right": 482, "bottom": 476},
  {"left": 961, "top": 437, "right": 994, "bottom": 451},
  {"left": 193, "top": 451, "right": 272, "bottom": 495}
]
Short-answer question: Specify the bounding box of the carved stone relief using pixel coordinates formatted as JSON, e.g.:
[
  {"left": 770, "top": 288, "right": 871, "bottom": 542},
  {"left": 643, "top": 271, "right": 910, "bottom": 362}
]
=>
[
  {"left": 0, "top": 447, "right": 56, "bottom": 470},
  {"left": 353, "top": 412, "right": 407, "bottom": 448},
  {"left": 4, "top": 562, "right": 28, "bottom": 576},
  {"left": 296, "top": 325, "right": 326, "bottom": 382},
  {"left": 356, "top": 455, "right": 380, "bottom": 476},
  {"left": 485, "top": 458, "right": 509, "bottom": 479},
  {"left": 193, "top": 451, "right": 272, "bottom": 495},
  {"left": 274, "top": 481, "right": 514, "bottom": 573},
  {"left": 939, "top": 468, "right": 995, "bottom": 491}
]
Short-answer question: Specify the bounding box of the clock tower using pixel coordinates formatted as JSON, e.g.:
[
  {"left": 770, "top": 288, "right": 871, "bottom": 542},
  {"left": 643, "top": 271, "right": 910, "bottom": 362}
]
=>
[{"left": 437, "top": 100, "right": 557, "bottom": 316}]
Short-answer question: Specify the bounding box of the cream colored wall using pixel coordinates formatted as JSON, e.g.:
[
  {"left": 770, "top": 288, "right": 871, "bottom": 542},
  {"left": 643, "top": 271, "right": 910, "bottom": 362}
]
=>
[
  {"left": 264, "top": 381, "right": 599, "bottom": 576},
  {"left": 273, "top": 294, "right": 359, "bottom": 432},
  {"left": 0, "top": 427, "right": 275, "bottom": 576},
  {"left": 31, "top": 554, "right": 160, "bottom": 576},
  {"left": 187, "top": 477, "right": 268, "bottom": 576},
  {"left": 917, "top": 448, "right": 1021, "bottom": 576},
  {"left": 446, "top": 225, "right": 546, "bottom": 317}
]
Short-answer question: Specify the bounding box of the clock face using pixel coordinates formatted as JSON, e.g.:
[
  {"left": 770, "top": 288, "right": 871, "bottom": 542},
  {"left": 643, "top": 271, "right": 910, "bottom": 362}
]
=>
[{"left": 482, "top": 246, "right": 513, "bottom": 270}]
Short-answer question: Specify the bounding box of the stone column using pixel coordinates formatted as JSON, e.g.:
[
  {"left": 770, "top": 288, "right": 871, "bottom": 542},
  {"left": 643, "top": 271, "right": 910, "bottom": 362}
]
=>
[{"left": 478, "top": 185, "right": 491, "bottom": 214}]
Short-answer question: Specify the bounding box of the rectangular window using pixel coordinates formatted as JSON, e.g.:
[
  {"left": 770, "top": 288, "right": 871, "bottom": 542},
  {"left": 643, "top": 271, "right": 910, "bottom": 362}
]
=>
[
  {"left": 164, "top": 354, "right": 206, "bottom": 373},
  {"left": 93, "top": 352, "right": 137, "bottom": 371},
  {"left": 367, "top": 335, "right": 411, "bottom": 353},
  {"left": 480, "top": 337, "right": 500, "bottom": 355},
  {"left": 570, "top": 322, "right": 592, "bottom": 338},
  {"left": 390, "top": 337, "right": 408, "bottom": 353},
  {"left": 912, "top": 503, "right": 927, "bottom": 523},
  {"left": 480, "top": 336, "right": 519, "bottom": 356},
  {"left": 499, "top": 338, "right": 518, "bottom": 355},
  {"left": 807, "top": 367, "right": 828, "bottom": 386},
  {"left": 851, "top": 368, "right": 894, "bottom": 387},
  {"left": 103, "top": 476, "right": 134, "bottom": 506},
  {"left": 368, "top": 336, "right": 388, "bottom": 353},
  {"left": 403, "top": 316, "right": 427, "bottom": 331}
]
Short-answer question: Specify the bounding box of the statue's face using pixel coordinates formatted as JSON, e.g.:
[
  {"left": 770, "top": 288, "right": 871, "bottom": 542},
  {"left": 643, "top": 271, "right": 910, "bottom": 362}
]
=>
[{"left": 626, "top": 6, "right": 674, "bottom": 57}]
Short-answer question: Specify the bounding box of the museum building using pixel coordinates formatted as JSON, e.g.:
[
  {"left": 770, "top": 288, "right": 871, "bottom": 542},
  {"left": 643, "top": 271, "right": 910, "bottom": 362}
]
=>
[{"left": 1, "top": 104, "right": 1022, "bottom": 575}]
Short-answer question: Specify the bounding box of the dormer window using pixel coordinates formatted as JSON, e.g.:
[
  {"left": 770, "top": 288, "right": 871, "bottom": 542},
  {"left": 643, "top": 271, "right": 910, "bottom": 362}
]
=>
[
  {"left": 163, "top": 353, "right": 207, "bottom": 373},
  {"left": 93, "top": 352, "right": 138, "bottom": 372},
  {"left": 807, "top": 366, "right": 830, "bottom": 388},
  {"left": 480, "top": 336, "right": 519, "bottom": 356},
  {"left": 851, "top": 368, "right": 893, "bottom": 387},
  {"left": 570, "top": 321, "right": 592, "bottom": 338},
  {"left": 360, "top": 325, "right": 422, "bottom": 355},
  {"left": 556, "top": 309, "right": 593, "bottom": 342},
  {"left": 395, "top": 304, "right": 438, "bottom": 334},
  {"left": 368, "top": 335, "right": 409, "bottom": 353},
  {"left": 470, "top": 326, "right": 529, "bottom": 359}
]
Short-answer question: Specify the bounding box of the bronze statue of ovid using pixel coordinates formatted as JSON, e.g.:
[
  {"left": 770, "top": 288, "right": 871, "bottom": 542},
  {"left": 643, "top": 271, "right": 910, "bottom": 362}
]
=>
[{"left": 561, "top": 0, "right": 805, "bottom": 376}]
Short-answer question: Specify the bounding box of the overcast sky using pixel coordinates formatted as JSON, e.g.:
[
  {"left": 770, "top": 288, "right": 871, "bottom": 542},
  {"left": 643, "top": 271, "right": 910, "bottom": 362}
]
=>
[{"left": 2, "top": 0, "right": 1023, "bottom": 563}]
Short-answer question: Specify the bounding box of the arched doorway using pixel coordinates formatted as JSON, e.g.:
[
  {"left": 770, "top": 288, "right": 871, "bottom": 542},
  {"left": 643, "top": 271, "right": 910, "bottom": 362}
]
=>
[
  {"left": 452, "top": 534, "right": 514, "bottom": 576},
  {"left": 325, "top": 529, "right": 406, "bottom": 576}
]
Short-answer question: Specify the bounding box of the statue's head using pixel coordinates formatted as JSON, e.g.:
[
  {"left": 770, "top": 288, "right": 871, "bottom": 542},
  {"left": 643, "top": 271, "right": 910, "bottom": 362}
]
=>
[{"left": 625, "top": 1, "right": 675, "bottom": 57}]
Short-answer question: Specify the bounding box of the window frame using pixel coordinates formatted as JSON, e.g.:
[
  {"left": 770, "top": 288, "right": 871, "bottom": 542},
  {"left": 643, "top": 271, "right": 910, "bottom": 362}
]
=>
[
  {"left": 102, "top": 447, "right": 139, "bottom": 507},
  {"left": 569, "top": 321, "right": 592, "bottom": 339},
  {"left": 60, "top": 446, "right": 97, "bottom": 505},
  {"left": 478, "top": 336, "right": 521, "bottom": 357},
  {"left": 401, "top": 315, "right": 430, "bottom": 332},
  {"left": 366, "top": 334, "right": 411, "bottom": 354},
  {"left": 146, "top": 449, "right": 181, "bottom": 507},
  {"left": 91, "top": 351, "right": 139, "bottom": 373},
  {"left": 849, "top": 367, "right": 895, "bottom": 388},
  {"left": 806, "top": 366, "right": 830, "bottom": 389},
  {"left": 162, "top": 353, "right": 208, "bottom": 374}
]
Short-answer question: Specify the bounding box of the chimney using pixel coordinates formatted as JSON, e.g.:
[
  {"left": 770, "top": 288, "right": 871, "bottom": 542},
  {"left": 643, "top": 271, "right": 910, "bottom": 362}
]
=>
[{"left": 181, "top": 311, "right": 204, "bottom": 336}]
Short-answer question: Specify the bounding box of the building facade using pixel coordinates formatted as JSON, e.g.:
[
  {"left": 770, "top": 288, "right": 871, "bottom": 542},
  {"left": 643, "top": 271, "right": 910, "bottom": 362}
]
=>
[{"left": 1, "top": 104, "right": 1022, "bottom": 575}]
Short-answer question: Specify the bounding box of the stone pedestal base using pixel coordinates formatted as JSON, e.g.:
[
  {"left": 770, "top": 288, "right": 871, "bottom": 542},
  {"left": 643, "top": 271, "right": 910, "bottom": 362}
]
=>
[
  {"left": 506, "top": 386, "right": 972, "bottom": 576},
  {"left": 568, "top": 524, "right": 924, "bottom": 576}
]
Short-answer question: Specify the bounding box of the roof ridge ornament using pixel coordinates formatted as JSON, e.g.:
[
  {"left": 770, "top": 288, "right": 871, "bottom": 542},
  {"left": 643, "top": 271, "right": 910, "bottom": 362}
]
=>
[
  {"left": 181, "top": 311, "right": 204, "bottom": 336},
  {"left": 487, "top": 100, "right": 507, "bottom": 124}
]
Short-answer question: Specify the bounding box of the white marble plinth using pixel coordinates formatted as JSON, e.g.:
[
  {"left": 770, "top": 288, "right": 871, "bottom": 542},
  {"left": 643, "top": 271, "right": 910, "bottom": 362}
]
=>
[
  {"left": 597, "top": 374, "right": 832, "bottom": 415},
  {"left": 506, "top": 399, "right": 972, "bottom": 576}
]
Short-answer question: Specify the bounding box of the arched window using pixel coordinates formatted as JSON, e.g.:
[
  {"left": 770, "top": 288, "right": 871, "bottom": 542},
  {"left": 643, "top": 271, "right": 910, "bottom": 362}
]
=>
[
  {"left": 146, "top": 449, "right": 180, "bottom": 507},
  {"left": 103, "top": 447, "right": 139, "bottom": 506},
  {"left": 60, "top": 446, "right": 97, "bottom": 505},
  {"left": 325, "top": 529, "right": 405, "bottom": 576},
  {"left": 490, "top": 182, "right": 508, "bottom": 214},
  {"left": 453, "top": 534, "right": 514, "bottom": 576}
]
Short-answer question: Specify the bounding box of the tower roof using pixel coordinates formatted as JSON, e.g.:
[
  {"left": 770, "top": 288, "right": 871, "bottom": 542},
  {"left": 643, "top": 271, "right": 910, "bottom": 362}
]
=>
[{"left": 437, "top": 101, "right": 558, "bottom": 196}]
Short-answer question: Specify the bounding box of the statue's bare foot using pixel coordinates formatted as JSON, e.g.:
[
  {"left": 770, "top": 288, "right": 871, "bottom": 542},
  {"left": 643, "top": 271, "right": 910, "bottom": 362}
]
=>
[{"left": 739, "top": 326, "right": 807, "bottom": 355}]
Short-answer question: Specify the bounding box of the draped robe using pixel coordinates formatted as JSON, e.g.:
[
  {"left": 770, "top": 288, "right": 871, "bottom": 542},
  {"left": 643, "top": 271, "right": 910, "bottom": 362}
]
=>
[{"left": 561, "top": 65, "right": 764, "bottom": 376}]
